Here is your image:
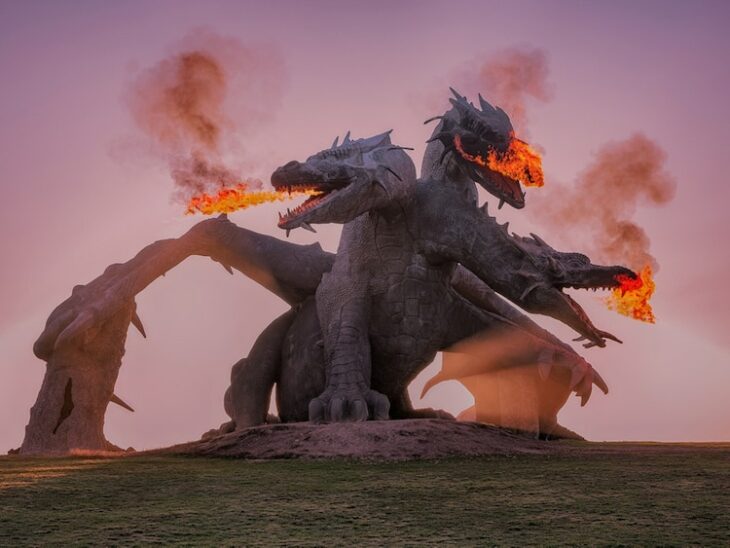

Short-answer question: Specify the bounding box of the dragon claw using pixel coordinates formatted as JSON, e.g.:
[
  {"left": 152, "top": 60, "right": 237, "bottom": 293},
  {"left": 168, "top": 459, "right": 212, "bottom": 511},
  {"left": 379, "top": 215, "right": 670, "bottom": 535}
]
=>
[{"left": 308, "top": 386, "right": 389, "bottom": 423}]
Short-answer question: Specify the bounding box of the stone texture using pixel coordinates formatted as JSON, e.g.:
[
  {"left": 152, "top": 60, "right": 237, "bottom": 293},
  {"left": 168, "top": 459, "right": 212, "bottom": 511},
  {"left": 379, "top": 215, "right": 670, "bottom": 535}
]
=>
[{"left": 164, "top": 419, "right": 556, "bottom": 460}]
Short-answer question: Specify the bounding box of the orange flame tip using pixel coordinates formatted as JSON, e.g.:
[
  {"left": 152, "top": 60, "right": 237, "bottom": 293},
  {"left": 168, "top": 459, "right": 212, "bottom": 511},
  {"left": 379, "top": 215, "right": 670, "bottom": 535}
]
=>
[{"left": 604, "top": 265, "right": 656, "bottom": 323}]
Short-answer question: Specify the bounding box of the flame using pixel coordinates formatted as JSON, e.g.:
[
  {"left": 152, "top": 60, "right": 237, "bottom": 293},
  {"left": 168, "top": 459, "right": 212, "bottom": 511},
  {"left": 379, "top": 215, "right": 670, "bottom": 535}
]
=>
[
  {"left": 453, "top": 134, "right": 544, "bottom": 187},
  {"left": 604, "top": 265, "right": 656, "bottom": 323},
  {"left": 185, "top": 184, "right": 320, "bottom": 215}
]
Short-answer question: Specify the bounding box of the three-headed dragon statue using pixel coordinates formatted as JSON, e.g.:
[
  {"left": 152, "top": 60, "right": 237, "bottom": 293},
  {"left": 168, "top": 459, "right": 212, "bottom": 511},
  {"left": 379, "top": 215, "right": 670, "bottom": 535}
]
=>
[{"left": 18, "top": 90, "right": 637, "bottom": 454}]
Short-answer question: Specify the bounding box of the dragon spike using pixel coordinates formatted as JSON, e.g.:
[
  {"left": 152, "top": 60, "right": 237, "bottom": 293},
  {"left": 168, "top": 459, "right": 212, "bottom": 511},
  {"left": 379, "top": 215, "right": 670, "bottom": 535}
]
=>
[
  {"left": 449, "top": 87, "right": 465, "bottom": 101},
  {"left": 131, "top": 311, "right": 146, "bottom": 338},
  {"left": 529, "top": 233, "right": 549, "bottom": 247},
  {"left": 478, "top": 93, "right": 494, "bottom": 113},
  {"left": 385, "top": 166, "right": 402, "bottom": 181},
  {"left": 217, "top": 213, "right": 228, "bottom": 220},
  {"left": 579, "top": 378, "right": 593, "bottom": 407},
  {"left": 478, "top": 202, "right": 490, "bottom": 218},
  {"left": 285, "top": 229, "right": 291, "bottom": 238},
  {"left": 220, "top": 262, "right": 234, "bottom": 275},
  {"left": 301, "top": 222, "right": 317, "bottom": 233},
  {"left": 331, "top": 136, "right": 339, "bottom": 149},
  {"left": 593, "top": 369, "right": 609, "bottom": 395},
  {"left": 110, "top": 393, "right": 135, "bottom": 412},
  {"left": 449, "top": 99, "right": 475, "bottom": 123},
  {"left": 342, "top": 130, "right": 351, "bottom": 144},
  {"left": 423, "top": 115, "right": 445, "bottom": 125},
  {"left": 501, "top": 221, "right": 510, "bottom": 233}
]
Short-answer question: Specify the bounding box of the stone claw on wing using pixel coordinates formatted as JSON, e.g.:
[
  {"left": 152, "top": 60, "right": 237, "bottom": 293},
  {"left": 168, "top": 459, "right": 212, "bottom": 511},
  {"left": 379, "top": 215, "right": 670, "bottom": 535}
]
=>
[{"left": 566, "top": 355, "right": 608, "bottom": 406}]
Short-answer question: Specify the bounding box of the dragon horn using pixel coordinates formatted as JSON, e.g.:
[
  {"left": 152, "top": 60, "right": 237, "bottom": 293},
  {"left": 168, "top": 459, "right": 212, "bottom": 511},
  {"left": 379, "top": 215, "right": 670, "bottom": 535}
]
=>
[
  {"left": 423, "top": 115, "right": 444, "bottom": 124},
  {"left": 343, "top": 131, "right": 351, "bottom": 144},
  {"left": 331, "top": 136, "right": 339, "bottom": 149}
]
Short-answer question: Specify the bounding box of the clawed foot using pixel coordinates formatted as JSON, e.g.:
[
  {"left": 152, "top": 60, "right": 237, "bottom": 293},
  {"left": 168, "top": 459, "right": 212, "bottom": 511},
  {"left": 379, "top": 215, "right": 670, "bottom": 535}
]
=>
[
  {"left": 573, "top": 328, "right": 622, "bottom": 349},
  {"left": 537, "top": 348, "right": 608, "bottom": 407},
  {"left": 309, "top": 385, "right": 390, "bottom": 423}
]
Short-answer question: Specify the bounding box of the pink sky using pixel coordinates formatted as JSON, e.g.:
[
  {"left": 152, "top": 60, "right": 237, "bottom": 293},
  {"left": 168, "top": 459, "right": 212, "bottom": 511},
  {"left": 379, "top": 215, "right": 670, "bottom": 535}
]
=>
[{"left": 1, "top": 0, "right": 729, "bottom": 452}]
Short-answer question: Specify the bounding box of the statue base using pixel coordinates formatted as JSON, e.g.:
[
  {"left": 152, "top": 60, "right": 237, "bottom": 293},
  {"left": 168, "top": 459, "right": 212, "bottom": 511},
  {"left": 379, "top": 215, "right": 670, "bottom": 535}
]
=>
[{"left": 155, "top": 419, "right": 573, "bottom": 461}]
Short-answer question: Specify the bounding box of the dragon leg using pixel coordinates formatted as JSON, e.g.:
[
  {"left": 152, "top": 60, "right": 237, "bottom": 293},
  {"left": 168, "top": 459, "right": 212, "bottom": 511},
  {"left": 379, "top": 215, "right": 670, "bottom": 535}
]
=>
[
  {"left": 276, "top": 297, "right": 327, "bottom": 422},
  {"left": 224, "top": 308, "right": 297, "bottom": 429},
  {"left": 310, "top": 273, "right": 389, "bottom": 423}
]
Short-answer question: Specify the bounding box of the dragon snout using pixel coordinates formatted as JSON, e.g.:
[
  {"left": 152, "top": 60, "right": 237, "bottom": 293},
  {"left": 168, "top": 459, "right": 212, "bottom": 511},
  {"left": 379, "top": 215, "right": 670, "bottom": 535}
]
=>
[
  {"left": 271, "top": 161, "right": 305, "bottom": 188},
  {"left": 615, "top": 266, "right": 638, "bottom": 280}
]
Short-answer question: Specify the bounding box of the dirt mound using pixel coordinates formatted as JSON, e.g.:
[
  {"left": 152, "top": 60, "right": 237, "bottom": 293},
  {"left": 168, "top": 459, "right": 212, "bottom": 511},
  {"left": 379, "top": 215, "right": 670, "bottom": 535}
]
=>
[{"left": 156, "top": 419, "right": 562, "bottom": 460}]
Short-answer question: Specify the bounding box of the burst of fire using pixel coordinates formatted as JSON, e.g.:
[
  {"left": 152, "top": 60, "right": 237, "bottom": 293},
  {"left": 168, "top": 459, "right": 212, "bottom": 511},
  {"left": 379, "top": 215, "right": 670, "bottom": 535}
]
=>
[
  {"left": 605, "top": 265, "right": 656, "bottom": 323},
  {"left": 454, "top": 134, "right": 544, "bottom": 187},
  {"left": 185, "top": 184, "right": 320, "bottom": 215}
]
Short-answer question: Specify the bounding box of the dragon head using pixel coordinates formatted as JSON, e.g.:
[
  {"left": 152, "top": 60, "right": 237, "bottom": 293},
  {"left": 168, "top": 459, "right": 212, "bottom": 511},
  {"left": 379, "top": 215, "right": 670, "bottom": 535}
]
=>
[
  {"left": 513, "top": 232, "right": 637, "bottom": 292},
  {"left": 271, "top": 131, "right": 416, "bottom": 231},
  {"left": 509, "top": 230, "right": 638, "bottom": 347},
  {"left": 423, "top": 88, "right": 543, "bottom": 210}
]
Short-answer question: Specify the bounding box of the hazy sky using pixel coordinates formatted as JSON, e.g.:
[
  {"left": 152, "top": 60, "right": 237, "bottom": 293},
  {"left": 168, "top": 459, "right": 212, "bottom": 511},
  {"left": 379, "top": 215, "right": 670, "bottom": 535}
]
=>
[{"left": 1, "top": 0, "right": 729, "bottom": 452}]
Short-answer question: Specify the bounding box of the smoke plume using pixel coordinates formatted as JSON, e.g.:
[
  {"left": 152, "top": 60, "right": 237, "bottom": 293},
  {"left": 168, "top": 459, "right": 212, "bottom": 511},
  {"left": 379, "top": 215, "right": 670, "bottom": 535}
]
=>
[
  {"left": 126, "top": 30, "right": 286, "bottom": 201},
  {"left": 456, "top": 47, "right": 552, "bottom": 133},
  {"left": 533, "top": 134, "right": 676, "bottom": 271}
]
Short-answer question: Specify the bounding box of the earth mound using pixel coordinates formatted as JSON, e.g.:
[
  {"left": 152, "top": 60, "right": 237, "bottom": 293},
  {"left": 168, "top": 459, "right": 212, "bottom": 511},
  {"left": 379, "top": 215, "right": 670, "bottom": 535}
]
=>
[{"left": 156, "top": 419, "right": 562, "bottom": 460}]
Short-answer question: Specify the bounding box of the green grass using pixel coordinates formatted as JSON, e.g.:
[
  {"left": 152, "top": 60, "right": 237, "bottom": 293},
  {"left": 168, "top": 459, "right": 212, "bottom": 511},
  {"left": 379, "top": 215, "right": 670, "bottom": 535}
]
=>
[{"left": 1, "top": 452, "right": 728, "bottom": 546}]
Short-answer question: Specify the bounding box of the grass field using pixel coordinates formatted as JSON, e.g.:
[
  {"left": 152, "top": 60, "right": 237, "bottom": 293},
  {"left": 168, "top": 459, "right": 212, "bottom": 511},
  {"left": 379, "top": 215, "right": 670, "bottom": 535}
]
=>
[{"left": 1, "top": 451, "right": 728, "bottom": 545}]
